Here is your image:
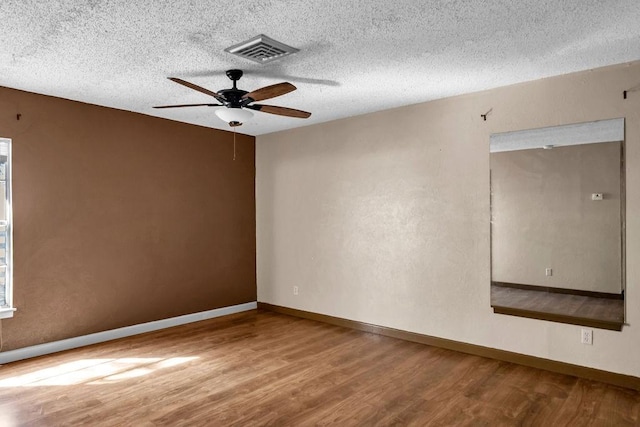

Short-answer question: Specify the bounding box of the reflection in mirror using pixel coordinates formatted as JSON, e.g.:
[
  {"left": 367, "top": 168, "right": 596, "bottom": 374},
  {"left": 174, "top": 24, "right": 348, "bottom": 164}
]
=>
[{"left": 490, "top": 119, "right": 625, "bottom": 331}]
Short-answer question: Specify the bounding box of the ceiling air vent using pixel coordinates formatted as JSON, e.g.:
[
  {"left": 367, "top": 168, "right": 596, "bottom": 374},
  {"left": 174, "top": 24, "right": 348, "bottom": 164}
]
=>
[{"left": 224, "top": 34, "right": 299, "bottom": 64}]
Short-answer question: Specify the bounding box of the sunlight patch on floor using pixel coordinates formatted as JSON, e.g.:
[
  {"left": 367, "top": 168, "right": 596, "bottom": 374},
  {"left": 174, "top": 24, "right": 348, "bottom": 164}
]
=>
[{"left": 0, "top": 357, "right": 198, "bottom": 387}]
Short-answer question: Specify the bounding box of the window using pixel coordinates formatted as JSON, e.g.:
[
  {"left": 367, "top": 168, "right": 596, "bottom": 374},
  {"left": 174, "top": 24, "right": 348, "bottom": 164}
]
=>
[{"left": 0, "top": 138, "right": 14, "bottom": 319}]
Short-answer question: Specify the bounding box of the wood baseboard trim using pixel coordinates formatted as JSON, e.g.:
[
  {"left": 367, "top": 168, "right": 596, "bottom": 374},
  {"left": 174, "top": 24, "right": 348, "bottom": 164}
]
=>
[
  {"left": 257, "top": 302, "right": 640, "bottom": 391},
  {"left": 0, "top": 302, "right": 258, "bottom": 365}
]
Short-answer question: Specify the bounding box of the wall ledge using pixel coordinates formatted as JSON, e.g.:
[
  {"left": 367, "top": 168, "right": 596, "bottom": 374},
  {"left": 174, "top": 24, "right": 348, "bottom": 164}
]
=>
[
  {"left": 258, "top": 302, "right": 640, "bottom": 391},
  {"left": 0, "top": 302, "right": 257, "bottom": 364}
]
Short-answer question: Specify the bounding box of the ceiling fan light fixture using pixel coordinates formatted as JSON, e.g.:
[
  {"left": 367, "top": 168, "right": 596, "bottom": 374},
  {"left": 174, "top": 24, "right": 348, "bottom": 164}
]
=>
[{"left": 215, "top": 107, "right": 254, "bottom": 124}]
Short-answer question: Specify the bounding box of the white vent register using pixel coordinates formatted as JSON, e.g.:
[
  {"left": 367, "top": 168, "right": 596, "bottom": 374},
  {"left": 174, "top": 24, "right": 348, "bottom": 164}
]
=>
[{"left": 225, "top": 34, "right": 299, "bottom": 64}]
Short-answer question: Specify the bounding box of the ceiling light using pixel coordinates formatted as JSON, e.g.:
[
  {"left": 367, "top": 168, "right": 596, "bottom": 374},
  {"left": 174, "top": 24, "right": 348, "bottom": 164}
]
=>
[{"left": 215, "top": 108, "right": 254, "bottom": 124}]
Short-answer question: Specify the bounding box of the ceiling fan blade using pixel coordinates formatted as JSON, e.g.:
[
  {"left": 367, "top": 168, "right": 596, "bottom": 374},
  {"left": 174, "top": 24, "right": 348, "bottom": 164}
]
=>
[
  {"left": 247, "top": 104, "right": 311, "bottom": 118},
  {"left": 168, "top": 77, "right": 223, "bottom": 100},
  {"left": 242, "top": 82, "right": 296, "bottom": 102},
  {"left": 153, "top": 103, "right": 222, "bottom": 109}
]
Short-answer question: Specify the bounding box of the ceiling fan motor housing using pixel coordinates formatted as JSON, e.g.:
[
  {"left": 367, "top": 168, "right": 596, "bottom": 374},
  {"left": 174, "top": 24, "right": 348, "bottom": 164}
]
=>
[
  {"left": 208, "top": 69, "right": 253, "bottom": 108},
  {"left": 218, "top": 89, "right": 251, "bottom": 108}
]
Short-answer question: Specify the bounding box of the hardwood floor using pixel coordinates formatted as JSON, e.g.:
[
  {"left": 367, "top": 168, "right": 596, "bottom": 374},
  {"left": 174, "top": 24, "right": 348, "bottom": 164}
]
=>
[{"left": 0, "top": 310, "right": 638, "bottom": 426}]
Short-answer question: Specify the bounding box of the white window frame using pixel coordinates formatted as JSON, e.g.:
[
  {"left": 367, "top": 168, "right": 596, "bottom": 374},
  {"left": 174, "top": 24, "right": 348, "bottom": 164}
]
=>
[{"left": 0, "top": 137, "right": 14, "bottom": 319}]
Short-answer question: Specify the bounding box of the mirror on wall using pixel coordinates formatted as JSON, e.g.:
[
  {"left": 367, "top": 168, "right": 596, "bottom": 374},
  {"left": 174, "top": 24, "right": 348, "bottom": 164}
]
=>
[{"left": 490, "top": 118, "right": 625, "bottom": 330}]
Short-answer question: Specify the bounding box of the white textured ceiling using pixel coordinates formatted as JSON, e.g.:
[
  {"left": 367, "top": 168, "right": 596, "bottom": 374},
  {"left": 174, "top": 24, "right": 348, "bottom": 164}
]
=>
[{"left": 2, "top": 1, "right": 640, "bottom": 136}]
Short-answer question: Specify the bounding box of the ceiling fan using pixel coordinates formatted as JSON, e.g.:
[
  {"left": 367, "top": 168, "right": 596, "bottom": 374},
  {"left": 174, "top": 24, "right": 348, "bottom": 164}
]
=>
[{"left": 154, "top": 69, "right": 311, "bottom": 127}]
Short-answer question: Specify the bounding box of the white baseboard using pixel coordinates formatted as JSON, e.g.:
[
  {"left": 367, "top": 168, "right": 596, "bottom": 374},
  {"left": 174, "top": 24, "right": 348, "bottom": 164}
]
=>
[{"left": 0, "top": 301, "right": 257, "bottom": 364}]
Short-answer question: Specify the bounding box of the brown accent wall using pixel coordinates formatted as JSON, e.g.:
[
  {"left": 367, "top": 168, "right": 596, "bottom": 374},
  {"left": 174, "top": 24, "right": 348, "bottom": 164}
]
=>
[{"left": 0, "top": 86, "right": 256, "bottom": 351}]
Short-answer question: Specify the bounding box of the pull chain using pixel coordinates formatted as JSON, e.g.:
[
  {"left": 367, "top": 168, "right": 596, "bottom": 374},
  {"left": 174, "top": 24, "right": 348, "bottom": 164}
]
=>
[{"left": 229, "top": 121, "right": 242, "bottom": 161}]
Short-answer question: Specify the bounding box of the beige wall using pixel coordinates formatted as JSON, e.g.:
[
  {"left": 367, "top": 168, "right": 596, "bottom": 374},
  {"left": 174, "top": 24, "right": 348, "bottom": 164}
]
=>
[
  {"left": 0, "top": 86, "right": 256, "bottom": 351},
  {"left": 257, "top": 61, "right": 640, "bottom": 377},
  {"left": 491, "top": 142, "right": 622, "bottom": 293}
]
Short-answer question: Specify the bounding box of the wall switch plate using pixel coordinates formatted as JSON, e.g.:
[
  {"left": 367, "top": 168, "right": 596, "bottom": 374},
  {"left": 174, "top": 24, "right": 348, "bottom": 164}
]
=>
[
  {"left": 591, "top": 193, "right": 603, "bottom": 201},
  {"left": 293, "top": 286, "right": 299, "bottom": 296},
  {"left": 581, "top": 328, "right": 593, "bottom": 345},
  {"left": 545, "top": 268, "right": 552, "bottom": 276}
]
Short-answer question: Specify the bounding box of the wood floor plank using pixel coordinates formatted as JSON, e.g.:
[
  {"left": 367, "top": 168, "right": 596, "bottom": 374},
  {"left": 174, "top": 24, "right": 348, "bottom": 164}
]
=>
[{"left": 0, "top": 310, "right": 638, "bottom": 426}]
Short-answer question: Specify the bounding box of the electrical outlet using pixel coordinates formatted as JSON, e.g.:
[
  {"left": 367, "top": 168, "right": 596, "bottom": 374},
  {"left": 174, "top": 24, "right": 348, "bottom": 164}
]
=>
[
  {"left": 581, "top": 328, "right": 593, "bottom": 345},
  {"left": 545, "top": 268, "right": 552, "bottom": 276},
  {"left": 293, "top": 286, "right": 299, "bottom": 296}
]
